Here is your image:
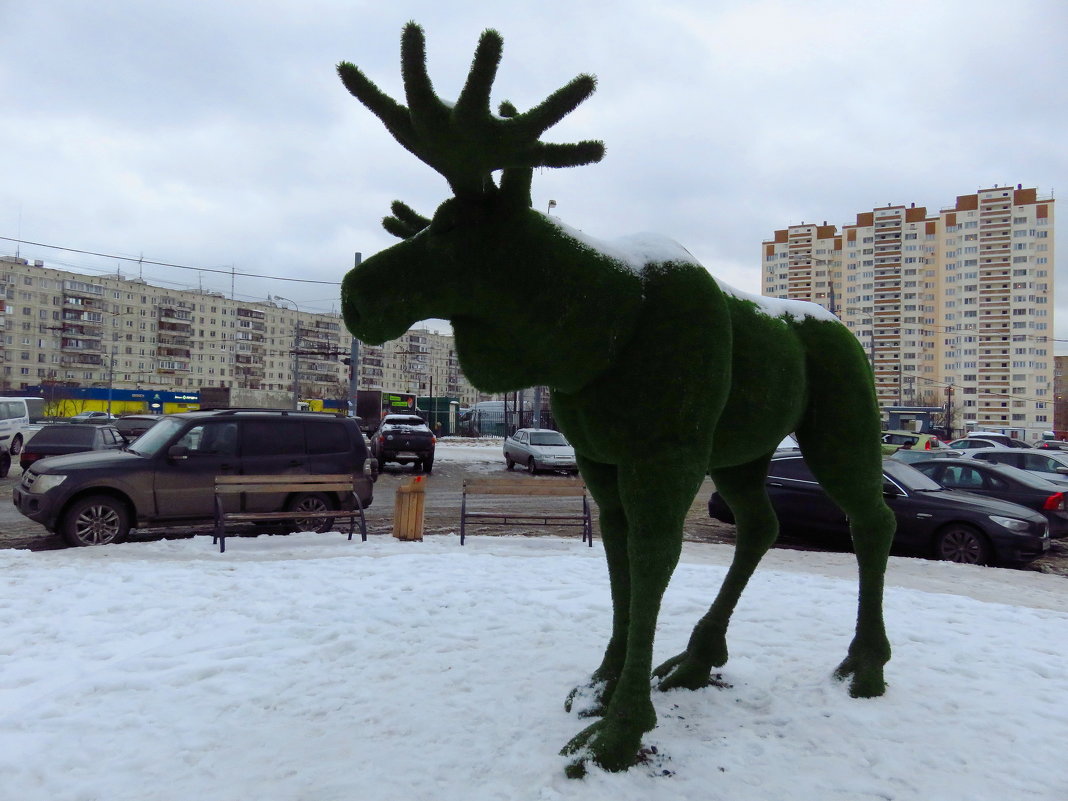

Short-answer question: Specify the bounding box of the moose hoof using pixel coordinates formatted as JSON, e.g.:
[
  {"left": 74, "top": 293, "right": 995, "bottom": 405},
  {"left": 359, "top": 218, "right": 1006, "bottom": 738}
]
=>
[
  {"left": 834, "top": 655, "right": 887, "bottom": 699},
  {"left": 561, "top": 718, "right": 646, "bottom": 778},
  {"left": 653, "top": 653, "right": 716, "bottom": 692},
  {"left": 565, "top": 679, "right": 610, "bottom": 718}
]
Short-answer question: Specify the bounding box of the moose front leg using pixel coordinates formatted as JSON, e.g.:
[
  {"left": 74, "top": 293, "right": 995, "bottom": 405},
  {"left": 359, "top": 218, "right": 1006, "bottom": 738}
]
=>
[
  {"left": 565, "top": 458, "right": 629, "bottom": 718},
  {"left": 654, "top": 457, "right": 776, "bottom": 690},
  {"left": 562, "top": 464, "right": 704, "bottom": 777}
]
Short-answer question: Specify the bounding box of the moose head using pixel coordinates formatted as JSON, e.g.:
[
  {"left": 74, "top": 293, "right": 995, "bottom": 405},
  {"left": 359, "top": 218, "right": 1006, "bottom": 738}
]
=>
[
  {"left": 338, "top": 23, "right": 642, "bottom": 393},
  {"left": 337, "top": 23, "right": 895, "bottom": 779}
]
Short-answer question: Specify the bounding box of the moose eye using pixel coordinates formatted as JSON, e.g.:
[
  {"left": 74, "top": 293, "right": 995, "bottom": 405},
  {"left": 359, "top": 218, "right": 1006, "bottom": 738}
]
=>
[{"left": 429, "top": 199, "right": 460, "bottom": 235}]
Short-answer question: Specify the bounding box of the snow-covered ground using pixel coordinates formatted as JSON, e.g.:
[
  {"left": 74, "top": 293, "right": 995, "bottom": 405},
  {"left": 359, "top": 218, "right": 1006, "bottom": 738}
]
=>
[{"left": 2, "top": 439, "right": 1067, "bottom": 800}]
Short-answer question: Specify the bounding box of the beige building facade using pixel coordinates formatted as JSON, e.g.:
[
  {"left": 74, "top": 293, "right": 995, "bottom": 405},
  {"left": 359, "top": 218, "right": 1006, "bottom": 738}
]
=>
[
  {"left": 763, "top": 185, "right": 1056, "bottom": 438},
  {"left": 0, "top": 256, "right": 487, "bottom": 408}
]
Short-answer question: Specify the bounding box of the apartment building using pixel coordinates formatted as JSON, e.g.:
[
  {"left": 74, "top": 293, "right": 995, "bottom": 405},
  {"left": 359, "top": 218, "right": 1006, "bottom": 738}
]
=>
[
  {"left": 0, "top": 256, "right": 487, "bottom": 408},
  {"left": 762, "top": 184, "right": 1056, "bottom": 437}
]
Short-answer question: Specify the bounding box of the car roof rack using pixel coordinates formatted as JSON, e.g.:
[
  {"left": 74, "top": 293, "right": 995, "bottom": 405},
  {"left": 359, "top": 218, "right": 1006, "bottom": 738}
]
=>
[{"left": 193, "top": 407, "right": 346, "bottom": 417}]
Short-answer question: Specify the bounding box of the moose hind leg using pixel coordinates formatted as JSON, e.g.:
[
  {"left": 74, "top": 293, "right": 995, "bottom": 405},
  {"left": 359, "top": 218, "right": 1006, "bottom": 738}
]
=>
[
  {"left": 797, "top": 433, "right": 895, "bottom": 698},
  {"left": 654, "top": 456, "right": 776, "bottom": 691}
]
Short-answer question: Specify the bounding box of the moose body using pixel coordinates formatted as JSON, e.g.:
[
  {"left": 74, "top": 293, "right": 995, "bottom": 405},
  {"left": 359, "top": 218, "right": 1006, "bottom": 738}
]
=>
[{"left": 338, "top": 23, "right": 896, "bottom": 777}]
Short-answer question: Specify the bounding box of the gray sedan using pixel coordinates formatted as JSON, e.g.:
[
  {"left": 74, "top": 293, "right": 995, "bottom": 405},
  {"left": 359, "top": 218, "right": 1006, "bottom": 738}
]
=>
[{"left": 504, "top": 428, "right": 579, "bottom": 474}]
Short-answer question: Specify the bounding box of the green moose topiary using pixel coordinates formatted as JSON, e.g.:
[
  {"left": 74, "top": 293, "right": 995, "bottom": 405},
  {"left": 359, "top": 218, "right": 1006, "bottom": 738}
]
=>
[{"left": 337, "top": 23, "right": 896, "bottom": 778}]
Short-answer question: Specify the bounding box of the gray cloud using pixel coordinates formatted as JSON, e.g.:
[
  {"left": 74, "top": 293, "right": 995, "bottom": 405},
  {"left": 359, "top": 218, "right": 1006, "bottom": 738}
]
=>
[{"left": 2, "top": 0, "right": 1065, "bottom": 349}]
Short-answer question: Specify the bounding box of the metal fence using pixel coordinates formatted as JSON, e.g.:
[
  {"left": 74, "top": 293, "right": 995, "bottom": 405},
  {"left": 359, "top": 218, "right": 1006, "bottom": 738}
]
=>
[{"left": 456, "top": 408, "right": 558, "bottom": 437}]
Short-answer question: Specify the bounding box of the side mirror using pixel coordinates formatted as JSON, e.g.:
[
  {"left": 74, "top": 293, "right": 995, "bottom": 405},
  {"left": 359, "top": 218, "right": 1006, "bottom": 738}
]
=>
[
  {"left": 168, "top": 445, "right": 190, "bottom": 460},
  {"left": 882, "top": 481, "right": 901, "bottom": 498},
  {"left": 1056, "top": 467, "right": 1068, "bottom": 475}
]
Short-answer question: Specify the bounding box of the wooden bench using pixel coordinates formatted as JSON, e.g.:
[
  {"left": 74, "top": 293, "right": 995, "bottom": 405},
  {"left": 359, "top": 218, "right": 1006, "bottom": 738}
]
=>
[
  {"left": 460, "top": 477, "right": 593, "bottom": 546},
  {"left": 213, "top": 474, "right": 368, "bottom": 553}
]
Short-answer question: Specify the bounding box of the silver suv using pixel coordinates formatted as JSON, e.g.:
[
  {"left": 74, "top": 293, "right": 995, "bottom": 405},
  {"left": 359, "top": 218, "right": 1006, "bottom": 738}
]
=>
[{"left": 12, "top": 409, "right": 375, "bottom": 547}]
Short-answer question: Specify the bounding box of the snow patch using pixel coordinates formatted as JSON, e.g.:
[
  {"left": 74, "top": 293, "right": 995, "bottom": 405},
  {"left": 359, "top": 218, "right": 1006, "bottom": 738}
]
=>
[{"left": 546, "top": 215, "right": 839, "bottom": 324}]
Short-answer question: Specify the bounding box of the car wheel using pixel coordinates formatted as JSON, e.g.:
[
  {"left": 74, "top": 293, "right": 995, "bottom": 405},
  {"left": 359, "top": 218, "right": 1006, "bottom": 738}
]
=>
[
  {"left": 527, "top": 457, "right": 537, "bottom": 474},
  {"left": 9, "top": 435, "right": 23, "bottom": 455},
  {"left": 934, "top": 524, "right": 990, "bottom": 565},
  {"left": 422, "top": 456, "right": 433, "bottom": 474},
  {"left": 286, "top": 493, "right": 335, "bottom": 533},
  {"left": 505, "top": 456, "right": 515, "bottom": 470},
  {"left": 61, "top": 494, "right": 130, "bottom": 547}
]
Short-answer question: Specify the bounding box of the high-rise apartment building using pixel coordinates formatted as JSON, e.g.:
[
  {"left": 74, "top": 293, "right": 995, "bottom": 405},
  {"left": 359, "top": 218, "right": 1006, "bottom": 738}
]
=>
[
  {"left": 763, "top": 185, "right": 1055, "bottom": 438},
  {"left": 0, "top": 256, "right": 489, "bottom": 408}
]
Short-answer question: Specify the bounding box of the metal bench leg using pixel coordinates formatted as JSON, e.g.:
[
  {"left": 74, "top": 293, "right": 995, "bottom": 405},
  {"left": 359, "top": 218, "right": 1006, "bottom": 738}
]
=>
[
  {"left": 351, "top": 491, "right": 367, "bottom": 542},
  {"left": 583, "top": 496, "right": 593, "bottom": 547},
  {"left": 213, "top": 496, "right": 227, "bottom": 553},
  {"left": 460, "top": 493, "right": 467, "bottom": 546}
]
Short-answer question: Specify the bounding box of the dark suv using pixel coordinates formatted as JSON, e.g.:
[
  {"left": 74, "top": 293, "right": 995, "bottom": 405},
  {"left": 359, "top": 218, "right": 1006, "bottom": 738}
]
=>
[
  {"left": 12, "top": 409, "right": 376, "bottom": 547},
  {"left": 371, "top": 414, "right": 436, "bottom": 473}
]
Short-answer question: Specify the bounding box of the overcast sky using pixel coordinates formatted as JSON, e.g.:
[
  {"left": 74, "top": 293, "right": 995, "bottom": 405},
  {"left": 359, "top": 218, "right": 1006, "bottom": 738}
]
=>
[{"left": 2, "top": 1, "right": 1065, "bottom": 351}]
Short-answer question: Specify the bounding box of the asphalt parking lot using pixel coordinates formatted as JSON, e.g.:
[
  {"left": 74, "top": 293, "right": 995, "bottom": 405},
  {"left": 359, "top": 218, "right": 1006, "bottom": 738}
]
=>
[{"left": 2, "top": 457, "right": 1066, "bottom": 576}]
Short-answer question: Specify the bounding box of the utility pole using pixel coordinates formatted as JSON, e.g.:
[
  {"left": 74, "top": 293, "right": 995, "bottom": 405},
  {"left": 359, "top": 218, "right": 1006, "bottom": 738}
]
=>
[
  {"left": 272, "top": 295, "right": 301, "bottom": 410},
  {"left": 349, "top": 252, "right": 361, "bottom": 417},
  {"left": 944, "top": 384, "right": 955, "bottom": 440}
]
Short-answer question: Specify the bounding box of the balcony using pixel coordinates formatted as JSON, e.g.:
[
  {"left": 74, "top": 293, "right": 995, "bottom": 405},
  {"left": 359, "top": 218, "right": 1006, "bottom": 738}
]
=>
[
  {"left": 159, "top": 307, "right": 195, "bottom": 323},
  {"left": 158, "top": 320, "right": 194, "bottom": 335}
]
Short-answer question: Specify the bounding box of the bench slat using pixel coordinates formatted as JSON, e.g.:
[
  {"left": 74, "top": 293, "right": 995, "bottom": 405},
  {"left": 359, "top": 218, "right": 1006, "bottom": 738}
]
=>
[
  {"left": 463, "top": 513, "right": 588, "bottom": 522},
  {"left": 217, "top": 482, "right": 354, "bottom": 494},
  {"left": 462, "top": 480, "right": 587, "bottom": 497},
  {"left": 216, "top": 474, "right": 354, "bottom": 484},
  {"left": 221, "top": 511, "right": 343, "bottom": 522}
]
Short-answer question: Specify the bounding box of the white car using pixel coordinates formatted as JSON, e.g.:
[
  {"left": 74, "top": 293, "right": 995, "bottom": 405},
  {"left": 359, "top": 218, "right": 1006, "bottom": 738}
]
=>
[
  {"left": 958, "top": 447, "right": 1068, "bottom": 486},
  {"left": 503, "top": 428, "right": 578, "bottom": 475},
  {"left": 948, "top": 433, "right": 1031, "bottom": 450}
]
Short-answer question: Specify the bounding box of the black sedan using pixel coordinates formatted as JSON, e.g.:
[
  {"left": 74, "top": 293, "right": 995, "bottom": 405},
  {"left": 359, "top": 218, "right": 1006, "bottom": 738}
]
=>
[
  {"left": 908, "top": 458, "right": 1068, "bottom": 539},
  {"left": 708, "top": 454, "right": 1050, "bottom": 567},
  {"left": 20, "top": 424, "right": 128, "bottom": 471}
]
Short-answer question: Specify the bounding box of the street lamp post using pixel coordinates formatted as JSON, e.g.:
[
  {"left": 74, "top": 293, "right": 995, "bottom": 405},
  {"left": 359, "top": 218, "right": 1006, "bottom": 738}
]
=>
[{"left": 272, "top": 295, "right": 301, "bottom": 410}]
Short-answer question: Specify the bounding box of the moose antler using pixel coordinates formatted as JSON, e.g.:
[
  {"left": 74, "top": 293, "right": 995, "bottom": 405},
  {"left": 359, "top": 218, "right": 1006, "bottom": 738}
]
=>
[
  {"left": 338, "top": 22, "right": 604, "bottom": 202},
  {"left": 382, "top": 200, "right": 431, "bottom": 239}
]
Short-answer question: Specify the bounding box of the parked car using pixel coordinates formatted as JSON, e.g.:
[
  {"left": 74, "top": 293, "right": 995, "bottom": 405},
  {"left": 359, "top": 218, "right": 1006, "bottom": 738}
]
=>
[
  {"left": 0, "top": 396, "right": 43, "bottom": 456},
  {"left": 12, "top": 409, "right": 376, "bottom": 547},
  {"left": 68, "top": 411, "right": 116, "bottom": 424},
  {"left": 113, "top": 414, "right": 161, "bottom": 441},
  {"left": 708, "top": 453, "right": 1049, "bottom": 566},
  {"left": 371, "top": 414, "right": 436, "bottom": 472},
  {"left": 880, "top": 430, "right": 946, "bottom": 455},
  {"left": 19, "top": 424, "right": 128, "bottom": 471},
  {"left": 948, "top": 433, "right": 1031, "bottom": 450},
  {"left": 909, "top": 458, "right": 1068, "bottom": 538},
  {"left": 961, "top": 447, "right": 1068, "bottom": 486},
  {"left": 1034, "top": 440, "right": 1068, "bottom": 452},
  {"left": 887, "top": 448, "right": 961, "bottom": 465},
  {"left": 504, "top": 428, "right": 578, "bottom": 474}
]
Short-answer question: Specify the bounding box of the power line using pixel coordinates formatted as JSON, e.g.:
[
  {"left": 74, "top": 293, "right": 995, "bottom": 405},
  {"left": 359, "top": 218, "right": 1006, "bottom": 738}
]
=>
[{"left": 1, "top": 235, "right": 342, "bottom": 286}]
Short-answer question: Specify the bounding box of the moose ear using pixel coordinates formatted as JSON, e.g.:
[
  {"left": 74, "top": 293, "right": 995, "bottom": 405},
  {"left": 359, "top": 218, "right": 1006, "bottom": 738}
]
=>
[{"left": 382, "top": 200, "right": 431, "bottom": 240}]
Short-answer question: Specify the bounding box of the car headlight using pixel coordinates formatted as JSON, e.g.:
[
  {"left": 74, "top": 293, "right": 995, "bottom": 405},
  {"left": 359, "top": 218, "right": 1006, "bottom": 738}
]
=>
[
  {"left": 30, "top": 473, "right": 68, "bottom": 494},
  {"left": 988, "top": 515, "right": 1030, "bottom": 532}
]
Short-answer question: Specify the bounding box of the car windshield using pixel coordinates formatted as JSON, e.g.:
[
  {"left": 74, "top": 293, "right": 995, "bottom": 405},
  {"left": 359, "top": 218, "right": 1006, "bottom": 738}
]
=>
[
  {"left": 882, "top": 459, "right": 943, "bottom": 492},
  {"left": 128, "top": 417, "right": 184, "bottom": 456},
  {"left": 529, "top": 432, "right": 568, "bottom": 446},
  {"left": 385, "top": 416, "right": 426, "bottom": 427}
]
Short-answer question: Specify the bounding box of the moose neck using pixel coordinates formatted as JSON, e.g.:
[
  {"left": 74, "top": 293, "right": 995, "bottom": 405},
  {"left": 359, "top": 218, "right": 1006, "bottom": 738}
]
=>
[{"left": 447, "top": 212, "right": 644, "bottom": 394}]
